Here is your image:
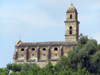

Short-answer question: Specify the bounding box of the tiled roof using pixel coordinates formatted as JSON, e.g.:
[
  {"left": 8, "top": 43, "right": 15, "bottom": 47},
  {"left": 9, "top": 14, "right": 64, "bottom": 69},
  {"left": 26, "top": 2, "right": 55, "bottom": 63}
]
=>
[{"left": 17, "top": 41, "right": 77, "bottom": 47}]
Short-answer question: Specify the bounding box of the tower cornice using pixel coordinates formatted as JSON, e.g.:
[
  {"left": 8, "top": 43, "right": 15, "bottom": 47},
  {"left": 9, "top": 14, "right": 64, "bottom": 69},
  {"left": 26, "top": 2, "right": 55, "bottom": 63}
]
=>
[{"left": 64, "top": 21, "right": 80, "bottom": 24}]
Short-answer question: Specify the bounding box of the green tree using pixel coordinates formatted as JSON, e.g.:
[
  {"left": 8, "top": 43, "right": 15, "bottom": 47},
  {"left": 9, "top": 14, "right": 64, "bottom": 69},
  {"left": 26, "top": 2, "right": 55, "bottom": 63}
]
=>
[
  {"left": 21, "top": 63, "right": 33, "bottom": 72},
  {"left": 92, "top": 51, "right": 100, "bottom": 64},
  {"left": 37, "top": 68, "right": 47, "bottom": 75},
  {"left": 91, "top": 51, "right": 100, "bottom": 73},
  {"left": 12, "top": 63, "right": 22, "bottom": 72},
  {"left": 68, "top": 34, "right": 98, "bottom": 71},
  {"left": 10, "top": 71, "right": 18, "bottom": 75},
  {"left": 26, "top": 65, "right": 40, "bottom": 75},
  {"left": 45, "top": 61, "right": 54, "bottom": 75},
  {"left": 60, "top": 56, "right": 69, "bottom": 67},
  {"left": 0, "top": 68, "right": 9, "bottom": 75},
  {"left": 97, "top": 44, "right": 100, "bottom": 51},
  {"left": 19, "top": 70, "right": 26, "bottom": 75},
  {"left": 7, "top": 63, "right": 12, "bottom": 70},
  {"left": 76, "top": 68, "right": 90, "bottom": 75},
  {"left": 78, "top": 34, "right": 88, "bottom": 45}
]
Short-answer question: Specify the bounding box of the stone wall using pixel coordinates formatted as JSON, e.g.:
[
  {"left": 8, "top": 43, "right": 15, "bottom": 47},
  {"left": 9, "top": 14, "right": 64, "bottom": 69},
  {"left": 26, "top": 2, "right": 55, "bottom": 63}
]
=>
[{"left": 13, "top": 45, "right": 73, "bottom": 67}]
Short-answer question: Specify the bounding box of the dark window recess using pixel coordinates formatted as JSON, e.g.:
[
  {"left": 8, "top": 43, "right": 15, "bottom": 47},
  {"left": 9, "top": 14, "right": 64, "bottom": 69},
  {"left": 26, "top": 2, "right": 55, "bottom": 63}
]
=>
[
  {"left": 21, "top": 54, "right": 24, "bottom": 57},
  {"left": 69, "top": 26, "right": 72, "bottom": 34},
  {"left": 70, "top": 31, "right": 72, "bottom": 34},
  {"left": 32, "top": 54, "right": 34, "bottom": 57},
  {"left": 54, "top": 48, "right": 58, "bottom": 51},
  {"left": 21, "top": 48, "right": 24, "bottom": 51},
  {"left": 32, "top": 48, "right": 35, "bottom": 51},
  {"left": 43, "top": 48, "right": 46, "bottom": 51},
  {"left": 70, "top": 14, "right": 72, "bottom": 19},
  {"left": 55, "top": 54, "right": 57, "bottom": 57},
  {"left": 43, "top": 54, "right": 46, "bottom": 57}
]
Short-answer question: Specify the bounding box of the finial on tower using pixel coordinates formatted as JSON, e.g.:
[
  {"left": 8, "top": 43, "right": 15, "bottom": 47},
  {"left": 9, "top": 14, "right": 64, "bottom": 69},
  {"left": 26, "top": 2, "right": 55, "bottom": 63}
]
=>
[{"left": 71, "top": 1, "right": 73, "bottom": 5}]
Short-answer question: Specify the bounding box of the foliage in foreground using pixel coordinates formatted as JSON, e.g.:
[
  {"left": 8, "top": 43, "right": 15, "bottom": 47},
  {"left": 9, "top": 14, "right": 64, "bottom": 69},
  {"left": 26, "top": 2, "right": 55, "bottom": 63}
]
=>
[
  {"left": 0, "top": 68, "right": 9, "bottom": 75},
  {"left": 8, "top": 61, "right": 90, "bottom": 75},
  {"left": 67, "top": 34, "right": 100, "bottom": 74}
]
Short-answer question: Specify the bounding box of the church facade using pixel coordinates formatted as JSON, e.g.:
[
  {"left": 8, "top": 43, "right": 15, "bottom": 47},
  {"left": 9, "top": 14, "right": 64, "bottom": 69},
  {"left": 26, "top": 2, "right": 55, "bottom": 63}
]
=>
[{"left": 13, "top": 4, "right": 80, "bottom": 67}]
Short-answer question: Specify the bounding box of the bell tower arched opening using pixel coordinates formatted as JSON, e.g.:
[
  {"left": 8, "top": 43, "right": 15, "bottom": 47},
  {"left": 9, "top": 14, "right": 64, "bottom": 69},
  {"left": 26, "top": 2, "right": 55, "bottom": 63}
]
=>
[
  {"left": 69, "top": 26, "right": 72, "bottom": 34},
  {"left": 70, "top": 14, "right": 72, "bottom": 19}
]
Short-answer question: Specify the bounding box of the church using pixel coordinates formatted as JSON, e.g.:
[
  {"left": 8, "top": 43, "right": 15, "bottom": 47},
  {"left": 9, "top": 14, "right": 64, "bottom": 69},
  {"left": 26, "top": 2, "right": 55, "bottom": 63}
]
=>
[{"left": 13, "top": 4, "right": 80, "bottom": 67}]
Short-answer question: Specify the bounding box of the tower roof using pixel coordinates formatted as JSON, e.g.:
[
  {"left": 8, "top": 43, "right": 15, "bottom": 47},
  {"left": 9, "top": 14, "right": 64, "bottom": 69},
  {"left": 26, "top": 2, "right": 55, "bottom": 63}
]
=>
[{"left": 67, "top": 4, "right": 77, "bottom": 13}]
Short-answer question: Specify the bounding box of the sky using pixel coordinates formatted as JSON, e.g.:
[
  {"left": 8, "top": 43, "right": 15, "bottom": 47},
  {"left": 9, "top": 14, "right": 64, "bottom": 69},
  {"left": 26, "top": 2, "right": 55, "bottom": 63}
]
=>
[{"left": 0, "top": 0, "right": 100, "bottom": 68}]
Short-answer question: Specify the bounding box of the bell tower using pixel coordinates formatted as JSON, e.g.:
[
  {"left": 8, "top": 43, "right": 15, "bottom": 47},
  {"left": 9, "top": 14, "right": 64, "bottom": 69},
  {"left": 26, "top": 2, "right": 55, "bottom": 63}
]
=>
[{"left": 65, "top": 4, "right": 80, "bottom": 42}]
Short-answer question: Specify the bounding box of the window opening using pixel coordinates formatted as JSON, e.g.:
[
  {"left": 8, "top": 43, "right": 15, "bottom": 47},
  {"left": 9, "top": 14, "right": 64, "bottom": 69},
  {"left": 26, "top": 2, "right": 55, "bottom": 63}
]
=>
[
  {"left": 70, "top": 14, "right": 72, "bottom": 19},
  {"left": 43, "top": 54, "right": 46, "bottom": 57},
  {"left": 21, "top": 54, "right": 24, "bottom": 57},
  {"left": 54, "top": 48, "right": 58, "bottom": 51},
  {"left": 32, "top": 54, "right": 34, "bottom": 57},
  {"left": 55, "top": 54, "right": 57, "bottom": 57},
  {"left": 43, "top": 48, "right": 46, "bottom": 51},
  {"left": 32, "top": 48, "right": 35, "bottom": 51},
  {"left": 69, "top": 26, "right": 72, "bottom": 34},
  {"left": 21, "top": 48, "right": 24, "bottom": 51}
]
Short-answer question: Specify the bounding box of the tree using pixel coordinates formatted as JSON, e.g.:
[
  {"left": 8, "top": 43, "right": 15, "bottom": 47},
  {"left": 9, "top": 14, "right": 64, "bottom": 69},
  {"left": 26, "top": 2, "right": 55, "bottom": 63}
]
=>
[
  {"left": 92, "top": 51, "right": 100, "bottom": 64},
  {"left": 10, "top": 71, "right": 17, "bottom": 75},
  {"left": 76, "top": 68, "right": 90, "bottom": 75},
  {"left": 26, "top": 64, "right": 40, "bottom": 75},
  {"left": 12, "top": 63, "right": 22, "bottom": 72},
  {"left": 7, "top": 63, "right": 12, "bottom": 70},
  {"left": 97, "top": 44, "right": 100, "bottom": 51},
  {"left": 45, "top": 61, "right": 54, "bottom": 74},
  {"left": 68, "top": 34, "right": 98, "bottom": 71},
  {"left": 21, "top": 63, "right": 33, "bottom": 72},
  {"left": 19, "top": 70, "right": 26, "bottom": 75},
  {"left": 60, "top": 56, "right": 69, "bottom": 67},
  {"left": 78, "top": 34, "right": 88, "bottom": 45},
  {"left": 0, "top": 68, "right": 9, "bottom": 75}
]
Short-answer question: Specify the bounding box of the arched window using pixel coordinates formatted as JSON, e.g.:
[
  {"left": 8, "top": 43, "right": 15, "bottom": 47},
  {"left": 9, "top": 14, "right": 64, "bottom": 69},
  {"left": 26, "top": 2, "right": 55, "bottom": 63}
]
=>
[
  {"left": 43, "top": 54, "right": 46, "bottom": 57},
  {"left": 32, "top": 54, "right": 34, "bottom": 57},
  {"left": 21, "top": 54, "right": 24, "bottom": 57},
  {"left": 70, "top": 14, "right": 72, "bottom": 19},
  {"left": 21, "top": 48, "right": 24, "bottom": 51},
  {"left": 69, "top": 26, "right": 72, "bottom": 34},
  {"left": 32, "top": 48, "right": 35, "bottom": 51},
  {"left": 54, "top": 47, "right": 58, "bottom": 51},
  {"left": 43, "top": 48, "right": 46, "bottom": 51}
]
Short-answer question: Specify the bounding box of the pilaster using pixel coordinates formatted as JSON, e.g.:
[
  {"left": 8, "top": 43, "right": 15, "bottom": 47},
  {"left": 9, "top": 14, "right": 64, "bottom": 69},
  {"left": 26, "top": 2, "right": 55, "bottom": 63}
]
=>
[
  {"left": 36, "top": 46, "right": 39, "bottom": 62},
  {"left": 59, "top": 46, "right": 63, "bottom": 58},
  {"left": 46, "top": 46, "right": 50, "bottom": 62},
  {"left": 24, "top": 47, "right": 28, "bottom": 62}
]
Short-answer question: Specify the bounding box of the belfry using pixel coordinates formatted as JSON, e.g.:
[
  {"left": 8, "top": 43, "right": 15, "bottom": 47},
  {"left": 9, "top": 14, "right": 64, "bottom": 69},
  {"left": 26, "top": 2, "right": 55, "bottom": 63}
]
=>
[
  {"left": 65, "top": 4, "right": 80, "bottom": 41},
  {"left": 13, "top": 4, "right": 79, "bottom": 67}
]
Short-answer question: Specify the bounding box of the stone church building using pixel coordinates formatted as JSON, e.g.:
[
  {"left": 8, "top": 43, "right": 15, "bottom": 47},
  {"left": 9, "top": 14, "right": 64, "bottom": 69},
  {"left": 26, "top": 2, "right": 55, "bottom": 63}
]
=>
[{"left": 13, "top": 4, "right": 80, "bottom": 67}]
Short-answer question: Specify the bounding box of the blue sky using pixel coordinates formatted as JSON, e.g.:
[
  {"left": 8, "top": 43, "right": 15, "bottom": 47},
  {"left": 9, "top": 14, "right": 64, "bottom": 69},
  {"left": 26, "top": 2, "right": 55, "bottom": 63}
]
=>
[{"left": 0, "top": 0, "right": 100, "bottom": 68}]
